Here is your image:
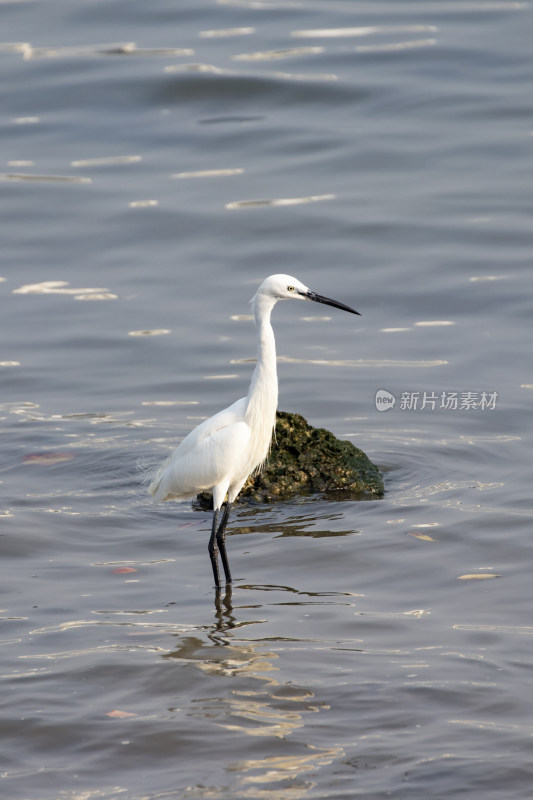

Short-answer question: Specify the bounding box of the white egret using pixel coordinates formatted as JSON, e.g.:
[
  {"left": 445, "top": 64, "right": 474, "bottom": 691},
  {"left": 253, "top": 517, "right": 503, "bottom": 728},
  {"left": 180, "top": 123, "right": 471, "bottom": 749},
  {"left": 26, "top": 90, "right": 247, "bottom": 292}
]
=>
[{"left": 149, "top": 274, "right": 360, "bottom": 587}]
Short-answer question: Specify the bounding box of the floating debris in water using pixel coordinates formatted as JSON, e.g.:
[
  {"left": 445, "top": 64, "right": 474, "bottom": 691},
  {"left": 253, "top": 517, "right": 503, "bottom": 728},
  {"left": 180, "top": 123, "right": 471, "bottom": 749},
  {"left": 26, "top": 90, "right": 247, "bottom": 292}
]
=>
[
  {"left": 23, "top": 452, "right": 74, "bottom": 466},
  {"left": 407, "top": 531, "right": 436, "bottom": 542},
  {"left": 105, "top": 709, "right": 137, "bottom": 718}
]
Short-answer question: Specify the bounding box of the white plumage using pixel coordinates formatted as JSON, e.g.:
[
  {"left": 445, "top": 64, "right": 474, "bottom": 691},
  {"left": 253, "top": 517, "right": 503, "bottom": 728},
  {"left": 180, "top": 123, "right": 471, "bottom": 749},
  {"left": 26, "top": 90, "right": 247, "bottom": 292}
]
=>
[
  {"left": 149, "top": 273, "right": 359, "bottom": 588},
  {"left": 150, "top": 399, "right": 251, "bottom": 506}
]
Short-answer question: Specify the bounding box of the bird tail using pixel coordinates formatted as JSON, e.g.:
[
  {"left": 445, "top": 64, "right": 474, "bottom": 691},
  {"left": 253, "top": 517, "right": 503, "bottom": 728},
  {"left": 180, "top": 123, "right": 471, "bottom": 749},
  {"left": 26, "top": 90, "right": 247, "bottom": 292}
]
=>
[
  {"left": 148, "top": 459, "right": 168, "bottom": 503},
  {"left": 147, "top": 457, "right": 197, "bottom": 504}
]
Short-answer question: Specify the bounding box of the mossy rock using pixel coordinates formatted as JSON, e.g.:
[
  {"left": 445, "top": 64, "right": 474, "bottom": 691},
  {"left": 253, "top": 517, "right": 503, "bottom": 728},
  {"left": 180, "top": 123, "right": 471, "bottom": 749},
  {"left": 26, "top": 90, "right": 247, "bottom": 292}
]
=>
[{"left": 197, "top": 410, "right": 383, "bottom": 507}]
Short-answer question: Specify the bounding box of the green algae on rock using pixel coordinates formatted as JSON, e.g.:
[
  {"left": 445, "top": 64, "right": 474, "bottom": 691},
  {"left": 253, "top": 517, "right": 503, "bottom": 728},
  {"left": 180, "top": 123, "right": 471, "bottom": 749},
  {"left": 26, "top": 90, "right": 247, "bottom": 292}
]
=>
[{"left": 197, "top": 410, "right": 383, "bottom": 507}]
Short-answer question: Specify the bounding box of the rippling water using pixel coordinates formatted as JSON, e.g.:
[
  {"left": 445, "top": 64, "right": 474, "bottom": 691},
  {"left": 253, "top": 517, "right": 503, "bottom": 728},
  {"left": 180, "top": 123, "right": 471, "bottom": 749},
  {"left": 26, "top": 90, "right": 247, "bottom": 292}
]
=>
[{"left": 2, "top": 1, "right": 532, "bottom": 798}]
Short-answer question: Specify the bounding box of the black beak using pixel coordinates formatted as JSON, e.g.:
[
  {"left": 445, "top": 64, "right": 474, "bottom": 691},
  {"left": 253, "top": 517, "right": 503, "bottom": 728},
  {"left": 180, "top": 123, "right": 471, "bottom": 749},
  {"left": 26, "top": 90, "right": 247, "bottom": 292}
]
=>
[{"left": 302, "top": 290, "right": 360, "bottom": 316}]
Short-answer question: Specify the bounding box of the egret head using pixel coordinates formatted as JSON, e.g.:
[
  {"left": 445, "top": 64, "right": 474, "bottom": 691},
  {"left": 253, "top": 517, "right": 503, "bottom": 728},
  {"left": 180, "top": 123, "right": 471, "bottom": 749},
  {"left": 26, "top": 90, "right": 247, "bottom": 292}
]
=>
[
  {"left": 256, "top": 274, "right": 310, "bottom": 301},
  {"left": 254, "top": 274, "right": 360, "bottom": 315}
]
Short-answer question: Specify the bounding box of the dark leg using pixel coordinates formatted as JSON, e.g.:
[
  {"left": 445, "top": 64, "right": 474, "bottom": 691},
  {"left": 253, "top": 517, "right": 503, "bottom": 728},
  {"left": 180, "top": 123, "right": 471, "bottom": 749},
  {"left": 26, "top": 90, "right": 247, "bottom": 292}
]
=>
[
  {"left": 208, "top": 508, "right": 221, "bottom": 588},
  {"left": 216, "top": 502, "right": 233, "bottom": 584}
]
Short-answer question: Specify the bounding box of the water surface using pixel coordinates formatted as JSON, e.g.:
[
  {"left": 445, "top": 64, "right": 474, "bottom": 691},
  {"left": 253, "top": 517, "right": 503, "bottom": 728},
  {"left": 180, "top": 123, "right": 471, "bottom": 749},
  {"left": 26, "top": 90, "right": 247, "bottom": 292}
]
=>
[{"left": 1, "top": 1, "right": 532, "bottom": 798}]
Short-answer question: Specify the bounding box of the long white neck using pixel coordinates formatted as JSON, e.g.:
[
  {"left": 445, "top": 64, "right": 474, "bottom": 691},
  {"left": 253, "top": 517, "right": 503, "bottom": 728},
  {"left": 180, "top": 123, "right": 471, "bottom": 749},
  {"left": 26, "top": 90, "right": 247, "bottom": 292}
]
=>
[{"left": 245, "top": 293, "right": 278, "bottom": 459}]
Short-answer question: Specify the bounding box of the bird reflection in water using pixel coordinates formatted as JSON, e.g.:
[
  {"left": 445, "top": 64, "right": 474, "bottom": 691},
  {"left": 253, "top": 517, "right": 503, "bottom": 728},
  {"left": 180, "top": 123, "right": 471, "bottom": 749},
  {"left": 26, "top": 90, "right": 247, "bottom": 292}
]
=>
[{"left": 211, "top": 584, "right": 235, "bottom": 645}]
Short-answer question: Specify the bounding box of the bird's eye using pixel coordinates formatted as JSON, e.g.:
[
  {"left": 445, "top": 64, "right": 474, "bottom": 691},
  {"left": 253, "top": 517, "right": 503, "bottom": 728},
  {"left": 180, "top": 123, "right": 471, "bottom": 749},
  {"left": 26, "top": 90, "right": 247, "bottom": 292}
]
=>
[{"left": 287, "top": 286, "right": 295, "bottom": 292}]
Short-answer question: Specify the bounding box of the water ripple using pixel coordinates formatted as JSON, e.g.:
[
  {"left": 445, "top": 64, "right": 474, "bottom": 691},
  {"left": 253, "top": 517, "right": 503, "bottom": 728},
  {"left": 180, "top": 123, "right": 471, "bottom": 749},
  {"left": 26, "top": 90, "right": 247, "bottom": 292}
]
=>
[
  {"left": 226, "top": 193, "right": 335, "bottom": 209},
  {"left": 21, "top": 43, "right": 196, "bottom": 60},
  {"left": 13, "top": 281, "right": 117, "bottom": 299},
  {"left": 70, "top": 155, "right": 142, "bottom": 167},
  {"left": 0, "top": 172, "right": 92, "bottom": 183},
  {"left": 199, "top": 27, "right": 256, "bottom": 38},
  {"left": 172, "top": 168, "right": 244, "bottom": 179},
  {"left": 291, "top": 25, "right": 438, "bottom": 38},
  {"left": 231, "top": 46, "right": 325, "bottom": 61}
]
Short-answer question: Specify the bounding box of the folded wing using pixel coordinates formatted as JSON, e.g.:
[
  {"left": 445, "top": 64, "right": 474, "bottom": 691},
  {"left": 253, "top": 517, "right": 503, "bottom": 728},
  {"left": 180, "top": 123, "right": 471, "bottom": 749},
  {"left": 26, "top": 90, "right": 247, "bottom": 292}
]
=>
[{"left": 149, "top": 398, "right": 251, "bottom": 503}]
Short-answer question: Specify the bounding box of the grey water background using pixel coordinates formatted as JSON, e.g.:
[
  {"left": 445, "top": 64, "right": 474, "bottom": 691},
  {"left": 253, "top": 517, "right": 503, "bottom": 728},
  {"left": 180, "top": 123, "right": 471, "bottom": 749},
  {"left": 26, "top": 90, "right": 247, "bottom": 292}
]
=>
[{"left": 1, "top": 0, "right": 532, "bottom": 797}]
